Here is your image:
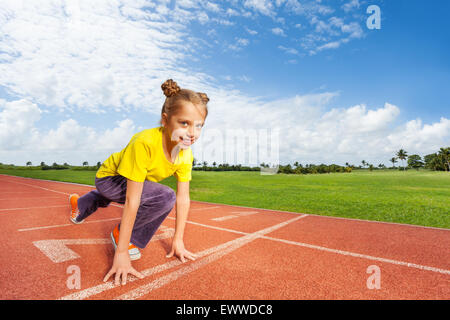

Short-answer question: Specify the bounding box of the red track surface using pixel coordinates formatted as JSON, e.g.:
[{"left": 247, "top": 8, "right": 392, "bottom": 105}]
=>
[{"left": 0, "top": 174, "right": 449, "bottom": 300}]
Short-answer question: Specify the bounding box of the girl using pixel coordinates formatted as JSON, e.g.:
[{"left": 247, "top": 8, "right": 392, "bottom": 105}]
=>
[{"left": 68, "top": 79, "right": 209, "bottom": 286}]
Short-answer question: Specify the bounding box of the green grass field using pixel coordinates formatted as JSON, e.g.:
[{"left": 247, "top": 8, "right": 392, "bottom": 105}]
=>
[{"left": 1, "top": 168, "right": 449, "bottom": 229}]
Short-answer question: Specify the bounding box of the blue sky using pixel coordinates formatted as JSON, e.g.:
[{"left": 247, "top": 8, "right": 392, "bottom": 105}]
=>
[{"left": 0, "top": 0, "right": 449, "bottom": 167}]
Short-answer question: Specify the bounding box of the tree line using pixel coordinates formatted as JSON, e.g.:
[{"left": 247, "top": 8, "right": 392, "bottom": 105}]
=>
[
  {"left": 4, "top": 146, "right": 448, "bottom": 174},
  {"left": 191, "top": 146, "right": 449, "bottom": 174}
]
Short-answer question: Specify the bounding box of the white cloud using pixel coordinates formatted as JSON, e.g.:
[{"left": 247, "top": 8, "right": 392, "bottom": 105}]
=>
[
  {"left": 386, "top": 117, "right": 450, "bottom": 153},
  {"left": 271, "top": 27, "right": 286, "bottom": 36},
  {"left": 245, "top": 27, "right": 258, "bottom": 35},
  {"left": 342, "top": 0, "right": 360, "bottom": 12},
  {"left": 228, "top": 37, "right": 250, "bottom": 51},
  {"left": 278, "top": 45, "right": 299, "bottom": 55},
  {"left": 0, "top": 97, "right": 138, "bottom": 165},
  {"left": 176, "top": 0, "right": 200, "bottom": 10},
  {"left": 237, "top": 75, "right": 251, "bottom": 82},
  {"left": 205, "top": 2, "right": 221, "bottom": 13},
  {"left": 0, "top": 1, "right": 213, "bottom": 114},
  {"left": 243, "top": 0, "right": 276, "bottom": 17},
  {"left": 226, "top": 8, "right": 240, "bottom": 16},
  {"left": 197, "top": 11, "right": 210, "bottom": 24},
  {"left": 0, "top": 98, "right": 41, "bottom": 150},
  {"left": 304, "top": 15, "right": 364, "bottom": 54}
]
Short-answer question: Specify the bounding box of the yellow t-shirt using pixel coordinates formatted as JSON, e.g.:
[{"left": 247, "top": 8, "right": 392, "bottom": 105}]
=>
[{"left": 96, "top": 126, "right": 193, "bottom": 183}]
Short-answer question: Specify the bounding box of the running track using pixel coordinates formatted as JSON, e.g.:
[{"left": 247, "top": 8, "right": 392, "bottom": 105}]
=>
[{"left": 0, "top": 174, "right": 449, "bottom": 300}]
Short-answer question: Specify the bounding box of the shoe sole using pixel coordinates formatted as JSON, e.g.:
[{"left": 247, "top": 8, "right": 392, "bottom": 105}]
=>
[
  {"left": 68, "top": 194, "right": 83, "bottom": 224},
  {"left": 110, "top": 231, "right": 141, "bottom": 261}
]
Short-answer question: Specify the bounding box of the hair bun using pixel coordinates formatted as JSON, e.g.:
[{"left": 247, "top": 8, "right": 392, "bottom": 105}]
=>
[
  {"left": 197, "top": 92, "right": 210, "bottom": 104},
  {"left": 161, "top": 79, "right": 181, "bottom": 98}
]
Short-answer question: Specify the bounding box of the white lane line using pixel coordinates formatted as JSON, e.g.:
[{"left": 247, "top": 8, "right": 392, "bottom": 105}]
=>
[
  {"left": 0, "top": 192, "right": 42, "bottom": 194},
  {"left": 211, "top": 211, "right": 259, "bottom": 221},
  {"left": 2, "top": 179, "right": 70, "bottom": 196},
  {"left": 0, "top": 174, "right": 96, "bottom": 188},
  {"left": 0, "top": 205, "right": 67, "bottom": 212},
  {"left": 190, "top": 206, "right": 221, "bottom": 211},
  {"left": 115, "top": 215, "right": 307, "bottom": 300},
  {"left": 18, "top": 217, "right": 122, "bottom": 232},
  {"left": 261, "top": 235, "right": 450, "bottom": 275},
  {"left": 231, "top": 211, "right": 259, "bottom": 216},
  {"left": 0, "top": 196, "right": 62, "bottom": 201},
  {"left": 166, "top": 217, "right": 248, "bottom": 235},
  {"left": 59, "top": 215, "right": 307, "bottom": 300},
  {"left": 211, "top": 215, "right": 238, "bottom": 221}
]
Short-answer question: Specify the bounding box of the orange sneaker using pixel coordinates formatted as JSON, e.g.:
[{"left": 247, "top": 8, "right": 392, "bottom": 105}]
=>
[
  {"left": 110, "top": 224, "right": 141, "bottom": 260},
  {"left": 69, "top": 194, "right": 83, "bottom": 224}
]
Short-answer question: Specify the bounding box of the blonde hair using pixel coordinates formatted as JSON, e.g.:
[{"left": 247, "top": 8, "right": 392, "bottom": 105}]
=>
[{"left": 160, "top": 79, "right": 209, "bottom": 126}]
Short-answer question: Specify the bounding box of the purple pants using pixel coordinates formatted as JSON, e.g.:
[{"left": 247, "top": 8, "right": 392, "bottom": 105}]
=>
[{"left": 77, "top": 175, "right": 176, "bottom": 248}]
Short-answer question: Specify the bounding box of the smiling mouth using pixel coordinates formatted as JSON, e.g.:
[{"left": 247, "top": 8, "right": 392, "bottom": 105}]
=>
[{"left": 179, "top": 136, "right": 193, "bottom": 146}]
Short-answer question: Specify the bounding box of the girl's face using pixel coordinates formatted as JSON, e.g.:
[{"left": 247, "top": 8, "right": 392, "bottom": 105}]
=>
[{"left": 162, "top": 101, "right": 205, "bottom": 150}]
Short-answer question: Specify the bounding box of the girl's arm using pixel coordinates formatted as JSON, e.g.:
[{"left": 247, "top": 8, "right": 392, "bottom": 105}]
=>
[
  {"left": 103, "top": 179, "right": 144, "bottom": 285},
  {"left": 166, "top": 180, "right": 197, "bottom": 262}
]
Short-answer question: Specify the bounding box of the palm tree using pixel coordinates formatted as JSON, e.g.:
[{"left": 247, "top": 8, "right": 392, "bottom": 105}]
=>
[
  {"left": 396, "top": 149, "right": 408, "bottom": 171},
  {"left": 361, "top": 160, "right": 366, "bottom": 168},
  {"left": 438, "top": 147, "right": 450, "bottom": 171},
  {"left": 390, "top": 157, "right": 397, "bottom": 168}
]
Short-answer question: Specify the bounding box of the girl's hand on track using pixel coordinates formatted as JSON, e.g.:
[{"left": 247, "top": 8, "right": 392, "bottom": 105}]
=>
[
  {"left": 103, "top": 251, "right": 144, "bottom": 285},
  {"left": 166, "top": 238, "right": 198, "bottom": 263}
]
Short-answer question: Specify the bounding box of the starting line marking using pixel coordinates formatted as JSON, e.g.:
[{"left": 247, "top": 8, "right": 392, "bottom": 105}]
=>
[
  {"left": 60, "top": 215, "right": 307, "bottom": 300},
  {"left": 34, "top": 227, "right": 175, "bottom": 263},
  {"left": 33, "top": 238, "right": 111, "bottom": 263}
]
